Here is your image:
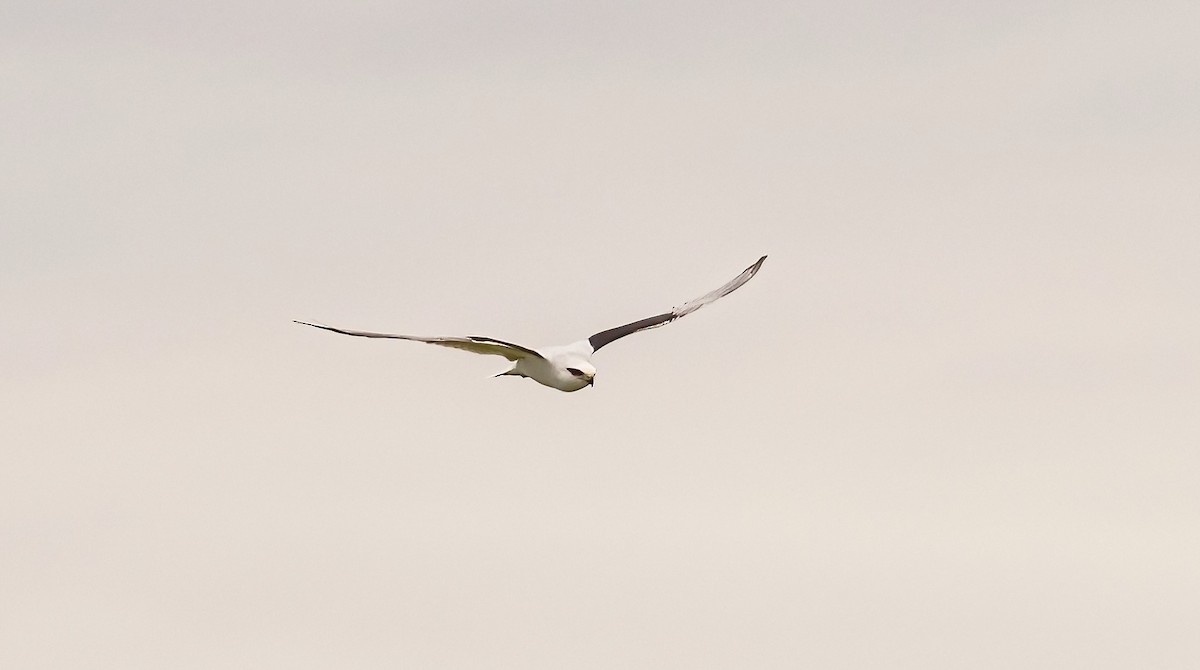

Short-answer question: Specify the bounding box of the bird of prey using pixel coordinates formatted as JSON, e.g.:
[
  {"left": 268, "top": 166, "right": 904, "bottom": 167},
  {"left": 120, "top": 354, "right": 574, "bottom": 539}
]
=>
[{"left": 295, "top": 255, "right": 767, "bottom": 392}]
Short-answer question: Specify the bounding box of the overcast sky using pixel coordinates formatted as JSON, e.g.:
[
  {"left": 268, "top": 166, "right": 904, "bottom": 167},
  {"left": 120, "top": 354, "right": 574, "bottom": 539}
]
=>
[{"left": 2, "top": 1, "right": 1198, "bottom": 668}]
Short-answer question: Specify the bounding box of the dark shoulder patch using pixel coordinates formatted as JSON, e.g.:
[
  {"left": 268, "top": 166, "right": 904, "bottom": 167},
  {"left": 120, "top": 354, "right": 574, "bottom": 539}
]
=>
[{"left": 587, "top": 312, "right": 675, "bottom": 352}]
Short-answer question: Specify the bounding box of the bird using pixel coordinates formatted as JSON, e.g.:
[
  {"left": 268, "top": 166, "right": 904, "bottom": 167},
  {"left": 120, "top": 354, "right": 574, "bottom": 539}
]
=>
[{"left": 294, "top": 255, "right": 767, "bottom": 392}]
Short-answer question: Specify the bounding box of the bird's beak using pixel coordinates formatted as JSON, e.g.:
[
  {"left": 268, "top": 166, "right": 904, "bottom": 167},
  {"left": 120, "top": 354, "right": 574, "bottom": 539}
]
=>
[{"left": 587, "top": 376, "right": 595, "bottom": 387}]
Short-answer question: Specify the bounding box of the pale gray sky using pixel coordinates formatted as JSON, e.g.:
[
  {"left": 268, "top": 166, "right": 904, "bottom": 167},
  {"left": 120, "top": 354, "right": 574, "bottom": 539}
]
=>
[{"left": 2, "top": 1, "right": 1198, "bottom": 668}]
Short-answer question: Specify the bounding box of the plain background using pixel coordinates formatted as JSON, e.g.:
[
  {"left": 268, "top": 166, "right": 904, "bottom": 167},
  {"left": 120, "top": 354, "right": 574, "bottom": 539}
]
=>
[{"left": 2, "top": 1, "right": 1198, "bottom": 668}]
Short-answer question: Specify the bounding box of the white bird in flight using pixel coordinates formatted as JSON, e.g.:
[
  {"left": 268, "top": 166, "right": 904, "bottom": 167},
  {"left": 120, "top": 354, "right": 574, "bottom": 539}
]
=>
[{"left": 295, "top": 255, "right": 767, "bottom": 392}]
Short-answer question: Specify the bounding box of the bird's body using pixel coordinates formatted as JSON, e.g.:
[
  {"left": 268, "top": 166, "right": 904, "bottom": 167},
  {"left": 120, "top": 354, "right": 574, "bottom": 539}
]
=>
[
  {"left": 295, "top": 255, "right": 766, "bottom": 392},
  {"left": 498, "top": 341, "right": 597, "bottom": 392}
]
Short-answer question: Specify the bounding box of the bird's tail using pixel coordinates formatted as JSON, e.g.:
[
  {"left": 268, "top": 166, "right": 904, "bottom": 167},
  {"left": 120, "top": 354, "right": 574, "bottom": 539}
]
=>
[{"left": 494, "top": 368, "right": 526, "bottom": 378}]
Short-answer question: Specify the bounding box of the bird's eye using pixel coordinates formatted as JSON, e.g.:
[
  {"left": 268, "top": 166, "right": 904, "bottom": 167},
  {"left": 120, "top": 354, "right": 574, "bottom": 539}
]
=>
[{"left": 566, "top": 368, "right": 584, "bottom": 376}]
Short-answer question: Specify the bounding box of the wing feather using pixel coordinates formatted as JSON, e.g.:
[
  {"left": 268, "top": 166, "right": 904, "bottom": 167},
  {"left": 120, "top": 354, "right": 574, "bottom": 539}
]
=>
[
  {"left": 587, "top": 255, "right": 766, "bottom": 352},
  {"left": 293, "top": 321, "right": 544, "bottom": 361}
]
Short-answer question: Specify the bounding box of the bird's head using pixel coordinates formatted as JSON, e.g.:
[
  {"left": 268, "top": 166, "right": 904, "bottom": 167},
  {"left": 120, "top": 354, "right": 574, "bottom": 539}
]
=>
[{"left": 562, "top": 362, "right": 596, "bottom": 389}]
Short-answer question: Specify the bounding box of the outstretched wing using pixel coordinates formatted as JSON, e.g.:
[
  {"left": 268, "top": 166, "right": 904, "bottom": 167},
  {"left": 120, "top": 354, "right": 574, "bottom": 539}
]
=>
[
  {"left": 587, "top": 255, "right": 767, "bottom": 353},
  {"left": 293, "top": 321, "right": 545, "bottom": 361}
]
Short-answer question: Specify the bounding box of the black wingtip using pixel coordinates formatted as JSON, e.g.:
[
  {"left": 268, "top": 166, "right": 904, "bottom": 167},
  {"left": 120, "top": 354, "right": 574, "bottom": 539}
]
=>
[
  {"left": 294, "top": 320, "right": 334, "bottom": 333},
  {"left": 741, "top": 255, "right": 767, "bottom": 278}
]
